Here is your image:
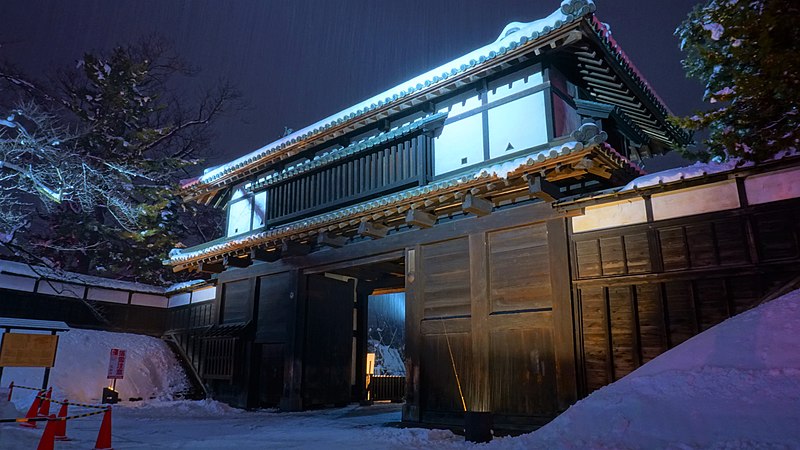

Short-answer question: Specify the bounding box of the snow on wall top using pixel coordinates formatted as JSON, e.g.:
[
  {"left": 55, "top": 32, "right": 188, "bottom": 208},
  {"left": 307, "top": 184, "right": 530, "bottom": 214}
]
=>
[
  {"left": 0, "top": 259, "right": 207, "bottom": 295},
  {"left": 185, "top": 0, "right": 597, "bottom": 191},
  {"left": 621, "top": 159, "right": 741, "bottom": 191}
]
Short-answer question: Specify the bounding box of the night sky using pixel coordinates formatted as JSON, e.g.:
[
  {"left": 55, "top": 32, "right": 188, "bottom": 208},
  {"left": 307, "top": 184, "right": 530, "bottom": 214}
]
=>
[{"left": 2, "top": 0, "right": 704, "bottom": 171}]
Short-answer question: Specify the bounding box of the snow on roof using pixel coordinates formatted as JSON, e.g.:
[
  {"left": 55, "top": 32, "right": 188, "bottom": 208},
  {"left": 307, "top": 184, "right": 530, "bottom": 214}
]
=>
[
  {"left": 621, "top": 159, "right": 742, "bottom": 191},
  {"left": 487, "top": 289, "right": 800, "bottom": 448},
  {"left": 164, "top": 279, "right": 208, "bottom": 294},
  {"left": 168, "top": 129, "right": 622, "bottom": 265},
  {"left": 187, "top": 0, "right": 597, "bottom": 190}
]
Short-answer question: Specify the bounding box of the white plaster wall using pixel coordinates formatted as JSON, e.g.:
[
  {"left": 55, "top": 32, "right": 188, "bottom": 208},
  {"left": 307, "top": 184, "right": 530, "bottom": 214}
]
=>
[
  {"left": 168, "top": 292, "right": 191, "bottom": 308},
  {"left": 227, "top": 197, "right": 252, "bottom": 237},
  {"left": 0, "top": 274, "right": 36, "bottom": 292},
  {"left": 434, "top": 114, "right": 484, "bottom": 175},
  {"left": 487, "top": 91, "right": 547, "bottom": 159},
  {"left": 86, "top": 287, "right": 130, "bottom": 304},
  {"left": 191, "top": 286, "right": 216, "bottom": 303},
  {"left": 745, "top": 166, "right": 800, "bottom": 205},
  {"left": 130, "top": 293, "right": 168, "bottom": 308},
  {"left": 572, "top": 198, "right": 648, "bottom": 233},
  {"left": 36, "top": 281, "right": 86, "bottom": 299},
  {"left": 651, "top": 180, "right": 740, "bottom": 221}
]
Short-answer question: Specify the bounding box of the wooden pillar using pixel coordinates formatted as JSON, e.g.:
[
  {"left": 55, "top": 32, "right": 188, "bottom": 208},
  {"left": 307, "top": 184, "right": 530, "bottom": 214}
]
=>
[
  {"left": 469, "top": 232, "right": 490, "bottom": 412},
  {"left": 403, "top": 245, "right": 423, "bottom": 422},
  {"left": 355, "top": 283, "right": 372, "bottom": 403},
  {"left": 547, "top": 218, "right": 579, "bottom": 410},
  {"left": 280, "top": 269, "right": 304, "bottom": 411}
]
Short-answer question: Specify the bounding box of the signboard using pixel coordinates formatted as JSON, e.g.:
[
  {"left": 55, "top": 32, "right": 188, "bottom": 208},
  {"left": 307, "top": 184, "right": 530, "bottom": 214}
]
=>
[
  {"left": 107, "top": 348, "right": 126, "bottom": 380},
  {"left": 0, "top": 333, "right": 59, "bottom": 368}
]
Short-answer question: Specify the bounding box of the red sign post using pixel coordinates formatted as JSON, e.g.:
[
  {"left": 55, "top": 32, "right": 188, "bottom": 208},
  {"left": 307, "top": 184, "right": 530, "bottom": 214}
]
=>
[{"left": 107, "top": 348, "right": 126, "bottom": 393}]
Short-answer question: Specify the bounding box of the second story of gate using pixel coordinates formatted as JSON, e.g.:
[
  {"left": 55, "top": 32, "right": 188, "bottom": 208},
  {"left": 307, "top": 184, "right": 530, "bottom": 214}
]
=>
[{"left": 167, "top": 0, "right": 689, "bottom": 273}]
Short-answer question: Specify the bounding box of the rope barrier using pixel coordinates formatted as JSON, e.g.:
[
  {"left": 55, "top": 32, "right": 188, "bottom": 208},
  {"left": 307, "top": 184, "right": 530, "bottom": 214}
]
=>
[
  {"left": 0, "top": 407, "right": 108, "bottom": 424},
  {"left": 30, "top": 394, "right": 108, "bottom": 410},
  {"left": 8, "top": 383, "right": 109, "bottom": 409},
  {"left": 7, "top": 383, "right": 42, "bottom": 391}
]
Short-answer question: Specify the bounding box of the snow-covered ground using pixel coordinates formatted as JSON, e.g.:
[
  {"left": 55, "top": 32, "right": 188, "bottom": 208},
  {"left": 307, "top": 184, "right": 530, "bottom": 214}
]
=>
[
  {"left": 1, "top": 289, "right": 799, "bottom": 449},
  {"left": 0, "top": 401, "right": 465, "bottom": 449}
]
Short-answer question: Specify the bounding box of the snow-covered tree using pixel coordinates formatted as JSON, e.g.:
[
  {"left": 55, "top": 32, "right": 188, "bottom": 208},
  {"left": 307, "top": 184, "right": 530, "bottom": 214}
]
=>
[
  {"left": 673, "top": 0, "right": 800, "bottom": 162},
  {"left": 0, "top": 103, "right": 140, "bottom": 242},
  {"left": 0, "top": 40, "right": 231, "bottom": 283}
]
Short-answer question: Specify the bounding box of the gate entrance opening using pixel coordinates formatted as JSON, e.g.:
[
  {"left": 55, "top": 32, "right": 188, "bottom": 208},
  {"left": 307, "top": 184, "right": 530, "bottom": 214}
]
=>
[{"left": 302, "top": 255, "right": 406, "bottom": 407}]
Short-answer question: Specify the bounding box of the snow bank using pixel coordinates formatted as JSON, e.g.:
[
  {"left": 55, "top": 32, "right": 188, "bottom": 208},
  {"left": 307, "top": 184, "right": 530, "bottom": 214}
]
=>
[
  {"left": 489, "top": 290, "right": 800, "bottom": 449},
  {"left": 2, "top": 328, "right": 188, "bottom": 410}
]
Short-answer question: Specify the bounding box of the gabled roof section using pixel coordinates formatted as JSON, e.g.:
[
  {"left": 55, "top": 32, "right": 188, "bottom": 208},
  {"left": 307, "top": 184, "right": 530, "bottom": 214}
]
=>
[
  {"left": 571, "top": 17, "right": 691, "bottom": 148},
  {"left": 183, "top": 0, "right": 685, "bottom": 201},
  {"left": 183, "top": 0, "right": 600, "bottom": 200}
]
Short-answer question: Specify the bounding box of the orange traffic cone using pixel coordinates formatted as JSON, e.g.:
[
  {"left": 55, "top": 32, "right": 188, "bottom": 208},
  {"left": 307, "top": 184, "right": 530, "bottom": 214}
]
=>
[
  {"left": 36, "top": 415, "right": 57, "bottom": 450},
  {"left": 94, "top": 407, "right": 113, "bottom": 450},
  {"left": 19, "top": 391, "right": 43, "bottom": 428},
  {"left": 54, "top": 400, "right": 70, "bottom": 441},
  {"left": 38, "top": 388, "right": 52, "bottom": 417}
]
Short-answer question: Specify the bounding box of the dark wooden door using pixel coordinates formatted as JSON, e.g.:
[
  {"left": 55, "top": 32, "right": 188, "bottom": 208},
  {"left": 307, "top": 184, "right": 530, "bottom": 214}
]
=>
[
  {"left": 303, "top": 274, "right": 355, "bottom": 407},
  {"left": 258, "top": 343, "right": 284, "bottom": 407}
]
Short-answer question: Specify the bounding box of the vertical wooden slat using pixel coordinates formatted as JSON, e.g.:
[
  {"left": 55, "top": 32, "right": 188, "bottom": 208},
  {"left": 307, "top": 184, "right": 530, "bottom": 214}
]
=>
[
  {"left": 547, "top": 218, "right": 578, "bottom": 409},
  {"left": 390, "top": 145, "right": 397, "bottom": 184},
  {"left": 300, "top": 177, "right": 308, "bottom": 212},
  {"left": 409, "top": 139, "right": 417, "bottom": 178},
  {"left": 382, "top": 149, "right": 389, "bottom": 187},
  {"left": 469, "top": 232, "right": 490, "bottom": 412},
  {"left": 359, "top": 156, "right": 366, "bottom": 194}
]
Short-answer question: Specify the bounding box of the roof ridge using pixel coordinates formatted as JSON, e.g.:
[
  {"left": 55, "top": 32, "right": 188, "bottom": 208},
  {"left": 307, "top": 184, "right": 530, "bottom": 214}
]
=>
[{"left": 184, "top": 0, "right": 598, "bottom": 193}]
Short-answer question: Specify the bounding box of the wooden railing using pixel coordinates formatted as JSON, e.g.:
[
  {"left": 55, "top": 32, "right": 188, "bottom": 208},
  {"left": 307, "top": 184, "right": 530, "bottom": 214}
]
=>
[
  {"left": 202, "top": 337, "right": 237, "bottom": 380},
  {"left": 369, "top": 375, "right": 405, "bottom": 402},
  {"left": 267, "top": 135, "right": 429, "bottom": 225}
]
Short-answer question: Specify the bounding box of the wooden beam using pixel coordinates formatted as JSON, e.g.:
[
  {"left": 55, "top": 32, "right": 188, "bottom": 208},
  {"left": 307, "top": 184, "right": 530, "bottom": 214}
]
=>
[
  {"left": 358, "top": 221, "right": 389, "bottom": 239},
  {"left": 198, "top": 261, "right": 224, "bottom": 274},
  {"left": 462, "top": 194, "right": 493, "bottom": 216},
  {"left": 281, "top": 239, "right": 312, "bottom": 257},
  {"left": 526, "top": 174, "right": 564, "bottom": 202},
  {"left": 317, "top": 231, "right": 348, "bottom": 248},
  {"left": 405, "top": 209, "right": 437, "bottom": 229},
  {"left": 223, "top": 255, "right": 252, "bottom": 268},
  {"left": 251, "top": 247, "right": 282, "bottom": 262}
]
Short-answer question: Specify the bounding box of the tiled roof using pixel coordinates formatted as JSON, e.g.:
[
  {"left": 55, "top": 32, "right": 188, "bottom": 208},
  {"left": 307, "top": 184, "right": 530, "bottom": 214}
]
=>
[
  {"left": 183, "top": 0, "right": 600, "bottom": 194},
  {"left": 247, "top": 112, "right": 447, "bottom": 192},
  {"left": 585, "top": 16, "right": 691, "bottom": 145},
  {"left": 167, "top": 124, "right": 641, "bottom": 268}
]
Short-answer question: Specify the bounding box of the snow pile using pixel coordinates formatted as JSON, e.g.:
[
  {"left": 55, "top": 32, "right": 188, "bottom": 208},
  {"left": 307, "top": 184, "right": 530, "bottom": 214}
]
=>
[
  {"left": 123, "top": 399, "right": 244, "bottom": 418},
  {"left": 3, "top": 328, "right": 188, "bottom": 410},
  {"left": 490, "top": 290, "right": 800, "bottom": 449}
]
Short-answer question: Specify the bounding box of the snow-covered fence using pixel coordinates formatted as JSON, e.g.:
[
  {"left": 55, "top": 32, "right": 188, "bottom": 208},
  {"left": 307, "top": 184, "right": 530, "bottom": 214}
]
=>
[
  {"left": 0, "top": 260, "right": 217, "bottom": 335},
  {"left": 0, "top": 260, "right": 216, "bottom": 311}
]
